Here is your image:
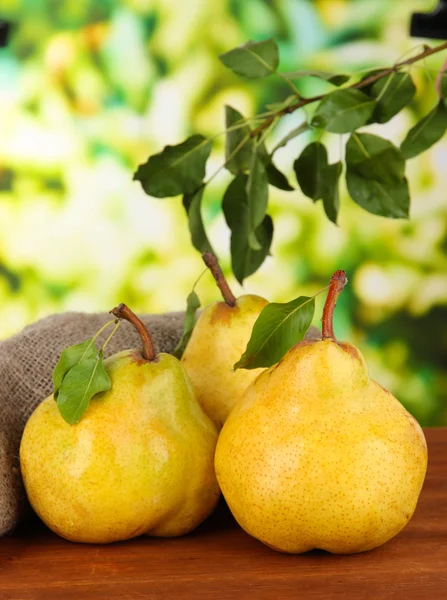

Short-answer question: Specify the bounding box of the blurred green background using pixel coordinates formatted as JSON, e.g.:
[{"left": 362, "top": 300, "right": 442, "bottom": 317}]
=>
[{"left": 0, "top": 0, "right": 446, "bottom": 425}]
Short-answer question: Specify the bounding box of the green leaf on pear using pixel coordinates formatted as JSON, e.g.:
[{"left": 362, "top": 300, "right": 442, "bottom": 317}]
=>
[
  {"left": 219, "top": 38, "right": 279, "bottom": 79},
  {"left": 225, "top": 105, "right": 254, "bottom": 174},
  {"left": 134, "top": 135, "right": 211, "bottom": 197},
  {"left": 234, "top": 296, "right": 315, "bottom": 370},
  {"left": 223, "top": 174, "right": 273, "bottom": 285},
  {"left": 173, "top": 291, "right": 201, "bottom": 359},
  {"left": 311, "top": 89, "right": 376, "bottom": 133},
  {"left": 400, "top": 101, "right": 447, "bottom": 159},
  {"left": 293, "top": 141, "right": 328, "bottom": 201},
  {"left": 57, "top": 351, "right": 111, "bottom": 425},
  {"left": 52, "top": 339, "right": 97, "bottom": 400},
  {"left": 182, "top": 187, "right": 214, "bottom": 254}
]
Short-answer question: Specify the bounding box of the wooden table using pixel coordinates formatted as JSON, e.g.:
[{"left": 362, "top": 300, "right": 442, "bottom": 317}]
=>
[{"left": 1, "top": 428, "right": 446, "bottom": 599}]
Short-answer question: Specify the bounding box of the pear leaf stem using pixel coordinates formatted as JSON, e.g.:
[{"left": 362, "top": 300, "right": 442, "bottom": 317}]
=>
[
  {"left": 110, "top": 303, "right": 156, "bottom": 361},
  {"left": 322, "top": 270, "right": 348, "bottom": 341},
  {"left": 202, "top": 252, "right": 237, "bottom": 307}
]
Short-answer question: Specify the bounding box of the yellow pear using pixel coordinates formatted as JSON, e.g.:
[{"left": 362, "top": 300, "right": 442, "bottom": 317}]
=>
[
  {"left": 215, "top": 271, "right": 427, "bottom": 554},
  {"left": 181, "top": 253, "right": 268, "bottom": 428},
  {"left": 20, "top": 304, "right": 220, "bottom": 544}
]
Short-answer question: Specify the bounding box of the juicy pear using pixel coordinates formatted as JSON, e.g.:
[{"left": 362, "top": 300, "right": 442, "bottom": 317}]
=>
[
  {"left": 215, "top": 271, "right": 427, "bottom": 554},
  {"left": 20, "top": 306, "right": 220, "bottom": 544},
  {"left": 182, "top": 294, "right": 268, "bottom": 427}
]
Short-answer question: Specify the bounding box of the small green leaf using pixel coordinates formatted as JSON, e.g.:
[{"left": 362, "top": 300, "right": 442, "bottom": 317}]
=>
[
  {"left": 219, "top": 38, "right": 279, "bottom": 79},
  {"left": 368, "top": 72, "right": 416, "bottom": 124},
  {"left": 52, "top": 339, "right": 97, "bottom": 399},
  {"left": 182, "top": 187, "right": 214, "bottom": 254},
  {"left": 134, "top": 135, "right": 211, "bottom": 197},
  {"left": 346, "top": 133, "right": 405, "bottom": 185},
  {"left": 312, "top": 89, "right": 376, "bottom": 133},
  {"left": 293, "top": 142, "right": 328, "bottom": 200},
  {"left": 320, "top": 162, "right": 342, "bottom": 224},
  {"left": 400, "top": 101, "right": 447, "bottom": 159},
  {"left": 266, "top": 95, "right": 297, "bottom": 111},
  {"left": 257, "top": 142, "right": 294, "bottom": 191},
  {"left": 346, "top": 171, "right": 409, "bottom": 218},
  {"left": 173, "top": 291, "right": 201, "bottom": 359},
  {"left": 270, "top": 122, "right": 311, "bottom": 155},
  {"left": 57, "top": 352, "right": 111, "bottom": 425},
  {"left": 246, "top": 150, "right": 269, "bottom": 250},
  {"left": 223, "top": 175, "right": 273, "bottom": 284},
  {"left": 234, "top": 296, "right": 315, "bottom": 370},
  {"left": 225, "top": 105, "right": 254, "bottom": 174},
  {"left": 282, "top": 70, "right": 350, "bottom": 86}
]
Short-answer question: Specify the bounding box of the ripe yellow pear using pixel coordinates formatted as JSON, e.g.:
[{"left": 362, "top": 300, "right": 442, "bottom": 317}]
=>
[
  {"left": 181, "top": 253, "right": 268, "bottom": 428},
  {"left": 20, "top": 304, "right": 220, "bottom": 544},
  {"left": 215, "top": 271, "right": 427, "bottom": 554}
]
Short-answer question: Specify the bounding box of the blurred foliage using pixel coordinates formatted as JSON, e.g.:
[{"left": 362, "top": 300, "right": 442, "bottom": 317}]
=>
[{"left": 0, "top": 0, "right": 446, "bottom": 425}]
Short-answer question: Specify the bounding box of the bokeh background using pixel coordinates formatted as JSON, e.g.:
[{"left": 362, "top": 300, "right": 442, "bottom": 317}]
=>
[{"left": 0, "top": 0, "right": 446, "bottom": 425}]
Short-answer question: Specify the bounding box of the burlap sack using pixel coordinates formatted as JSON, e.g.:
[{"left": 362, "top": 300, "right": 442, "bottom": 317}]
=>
[{"left": 0, "top": 310, "right": 185, "bottom": 538}]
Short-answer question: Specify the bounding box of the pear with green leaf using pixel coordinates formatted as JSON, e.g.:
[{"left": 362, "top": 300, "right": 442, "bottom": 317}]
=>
[
  {"left": 215, "top": 270, "right": 427, "bottom": 554},
  {"left": 181, "top": 252, "right": 268, "bottom": 428},
  {"left": 20, "top": 304, "right": 220, "bottom": 544}
]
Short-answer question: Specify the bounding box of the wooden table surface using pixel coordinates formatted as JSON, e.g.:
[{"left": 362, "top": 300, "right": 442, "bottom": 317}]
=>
[{"left": 0, "top": 428, "right": 446, "bottom": 600}]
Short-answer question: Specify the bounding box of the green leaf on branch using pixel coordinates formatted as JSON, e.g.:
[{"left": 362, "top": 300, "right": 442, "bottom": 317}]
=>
[
  {"left": 400, "top": 101, "right": 447, "bottom": 159},
  {"left": 219, "top": 38, "right": 279, "bottom": 79},
  {"left": 312, "top": 89, "right": 376, "bottom": 133},
  {"left": 320, "top": 162, "right": 342, "bottom": 224},
  {"left": 57, "top": 351, "right": 111, "bottom": 425},
  {"left": 134, "top": 135, "right": 211, "bottom": 197},
  {"left": 173, "top": 291, "right": 201, "bottom": 359},
  {"left": 257, "top": 142, "right": 294, "bottom": 190},
  {"left": 368, "top": 72, "right": 416, "bottom": 124},
  {"left": 234, "top": 296, "right": 315, "bottom": 370},
  {"left": 266, "top": 95, "right": 297, "bottom": 111},
  {"left": 346, "top": 133, "right": 409, "bottom": 218},
  {"left": 281, "top": 70, "right": 350, "bottom": 86},
  {"left": 293, "top": 142, "right": 328, "bottom": 200},
  {"left": 270, "top": 122, "right": 311, "bottom": 154},
  {"left": 246, "top": 150, "right": 269, "bottom": 250},
  {"left": 346, "top": 133, "right": 405, "bottom": 184},
  {"left": 225, "top": 105, "right": 254, "bottom": 174},
  {"left": 52, "top": 339, "right": 97, "bottom": 399},
  {"left": 182, "top": 187, "right": 214, "bottom": 254},
  {"left": 223, "top": 175, "right": 273, "bottom": 284}
]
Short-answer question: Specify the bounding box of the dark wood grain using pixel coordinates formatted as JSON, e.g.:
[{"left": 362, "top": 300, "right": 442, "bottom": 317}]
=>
[{"left": 1, "top": 429, "right": 446, "bottom": 600}]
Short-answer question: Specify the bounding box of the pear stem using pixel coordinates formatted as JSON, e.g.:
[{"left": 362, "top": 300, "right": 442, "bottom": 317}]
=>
[
  {"left": 322, "top": 270, "right": 348, "bottom": 341},
  {"left": 202, "top": 252, "right": 237, "bottom": 307},
  {"left": 110, "top": 303, "right": 156, "bottom": 361}
]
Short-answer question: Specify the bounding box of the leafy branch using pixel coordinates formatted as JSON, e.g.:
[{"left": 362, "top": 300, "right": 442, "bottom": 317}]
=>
[{"left": 134, "top": 38, "right": 447, "bottom": 285}]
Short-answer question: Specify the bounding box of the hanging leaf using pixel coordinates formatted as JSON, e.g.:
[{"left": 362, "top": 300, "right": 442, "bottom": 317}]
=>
[
  {"left": 400, "top": 101, "right": 447, "bottom": 159},
  {"left": 246, "top": 150, "right": 269, "bottom": 250},
  {"left": 270, "top": 122, "right": 311, "bottom": 154},
  {"left": 257, "top": 142, "right": 294, "bottom": 191},
  {"left": 312, "top": 89, "right": 376, "bottom": 133},
  {"left": 225, "top": 105, "right": 254, "bottom": 174},
  {"left": 234, "top": 296, "right": 315, "bottom": 370},
  {"left": 134, "top": 135, "right": 211, "bottom": 197},
  {"left": 219, "top": 39, "right": 279, "bottom": 79},
  {"left": 223, "top": 175, "right": 273, "bottom": 284},
  {"left": 57, "top": 352, "right": 111, "bottom": 425},
  {"left": 293, "top": 142, "right": 328, "bottom": 200},
  {"left": 368, "top": 72, "right": 416, "bottom": 124},
  {"left": 182, "top": 187, "right": 214, "bottom": 254},
  {"left": 52, "top": 339, "right": 97, "bottom": 399},
  {"left": 346, "top": 172, "right": 409, "bottom": 218},
  {"left": 320, "top": 162, "right": 342, "bottom": 224},
  {"left": 346, "top": 133, "right": 406, "bottom": 184},
  {"left": 281, "top": 70, "right": 350, "bottom": 86},
  {"left": 172, "top": 291, "right": 201, "bottom": 359}
]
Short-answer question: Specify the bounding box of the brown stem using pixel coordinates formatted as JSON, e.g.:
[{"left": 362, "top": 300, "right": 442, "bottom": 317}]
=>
[
  {"left": 110, "top": 303, "right": 156, "bottom": 361},
  {"left": 250, "top": 40, "right": 447, "bottom": 139},
  {"left": 322, "top": 270, "right": 348, "bottom": 341},
  {"left": 202, "top": 252, "right": 237, "bottom": 307}
]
